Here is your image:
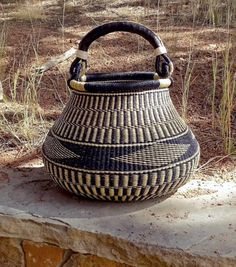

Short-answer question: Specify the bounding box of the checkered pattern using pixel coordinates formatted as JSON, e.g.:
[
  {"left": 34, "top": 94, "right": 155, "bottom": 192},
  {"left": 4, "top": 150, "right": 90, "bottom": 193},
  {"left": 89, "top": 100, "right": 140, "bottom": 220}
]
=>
[{"left": 43, "top": 151, "right": 199, "bottom": 201}]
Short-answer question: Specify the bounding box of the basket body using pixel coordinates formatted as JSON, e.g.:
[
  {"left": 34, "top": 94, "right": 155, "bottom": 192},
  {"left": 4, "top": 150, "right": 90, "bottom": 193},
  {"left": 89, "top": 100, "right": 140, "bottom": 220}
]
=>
[{"left": 42, "top": 87, "right": 200, "bottom": 201}]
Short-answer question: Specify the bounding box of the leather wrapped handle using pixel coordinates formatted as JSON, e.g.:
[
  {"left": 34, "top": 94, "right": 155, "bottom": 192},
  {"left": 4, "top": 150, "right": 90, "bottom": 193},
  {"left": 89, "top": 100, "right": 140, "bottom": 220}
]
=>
[
  {"left": 69, "top": 21, "right": 173, "bottom": 81},
  {"left": 79, "top": 21, "right": 163, "bottom": 51}
]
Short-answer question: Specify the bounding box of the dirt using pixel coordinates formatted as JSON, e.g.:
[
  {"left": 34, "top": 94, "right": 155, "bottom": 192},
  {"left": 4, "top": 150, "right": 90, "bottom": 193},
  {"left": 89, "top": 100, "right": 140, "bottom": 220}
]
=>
[
  {"left": 0, "top": 0, "right": 236, "bottom": 182},
  {"left": 178, "top": 187, "right": 218, "bottom": 198}
]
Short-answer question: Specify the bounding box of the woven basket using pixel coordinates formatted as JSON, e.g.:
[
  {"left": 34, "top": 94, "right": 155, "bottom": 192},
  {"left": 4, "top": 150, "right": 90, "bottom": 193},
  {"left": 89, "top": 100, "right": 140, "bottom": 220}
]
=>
[{"left": 42, "top": 21, "right": 200, "bottom": 202}]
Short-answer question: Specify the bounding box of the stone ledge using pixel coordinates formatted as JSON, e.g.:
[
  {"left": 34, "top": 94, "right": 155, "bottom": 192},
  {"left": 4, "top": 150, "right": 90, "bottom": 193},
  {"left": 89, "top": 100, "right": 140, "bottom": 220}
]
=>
[{"left": 0, "top": 165, "right": 236, "bottom": 266}]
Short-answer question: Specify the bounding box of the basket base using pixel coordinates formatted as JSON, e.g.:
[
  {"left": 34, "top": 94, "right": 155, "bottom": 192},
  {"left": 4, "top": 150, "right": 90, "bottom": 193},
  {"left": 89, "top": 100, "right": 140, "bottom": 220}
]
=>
[
  {"left": 52, "top": 174, "right": 179, "bottom": 202},
  {"left": 73, "top": 190, "right": 177, "bottom": 203}
]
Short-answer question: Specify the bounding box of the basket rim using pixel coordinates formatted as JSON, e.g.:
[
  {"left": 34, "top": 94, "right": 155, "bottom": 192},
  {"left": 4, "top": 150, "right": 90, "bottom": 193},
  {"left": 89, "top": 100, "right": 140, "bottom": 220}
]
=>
[{"left": 69, "top": 71, "right": 172, "bottom": 93}]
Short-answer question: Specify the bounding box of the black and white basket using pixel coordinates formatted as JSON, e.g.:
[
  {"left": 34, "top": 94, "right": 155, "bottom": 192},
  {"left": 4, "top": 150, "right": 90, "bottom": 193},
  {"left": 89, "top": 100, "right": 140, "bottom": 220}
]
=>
[{"left": 42, "top": 21, "right": 200, "bottom": 202}]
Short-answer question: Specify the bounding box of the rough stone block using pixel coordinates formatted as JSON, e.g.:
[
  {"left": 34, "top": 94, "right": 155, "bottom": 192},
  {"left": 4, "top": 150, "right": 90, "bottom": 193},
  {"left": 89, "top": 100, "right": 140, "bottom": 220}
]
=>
[
  {"left": 0, "top": 237, "right": 24, "bottom": 267},
  {"left": 63, "top": 253, "right": 132, "bottom": 267},
  {"left": 22, "top": 240, "right": 64, "bottom": 267}
]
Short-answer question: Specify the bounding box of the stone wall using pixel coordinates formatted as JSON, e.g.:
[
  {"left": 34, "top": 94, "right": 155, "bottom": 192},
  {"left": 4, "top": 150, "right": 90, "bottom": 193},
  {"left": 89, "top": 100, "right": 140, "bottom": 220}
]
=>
[{"left": 0, "top": 238, "right": 132, "bottom": 267}]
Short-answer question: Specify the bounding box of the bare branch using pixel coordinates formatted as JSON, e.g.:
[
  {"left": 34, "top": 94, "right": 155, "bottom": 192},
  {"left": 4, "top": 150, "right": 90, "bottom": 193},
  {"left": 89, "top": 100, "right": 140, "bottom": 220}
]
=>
[{"left": 35, "top": 47, "right": 77, "bottom": 74}]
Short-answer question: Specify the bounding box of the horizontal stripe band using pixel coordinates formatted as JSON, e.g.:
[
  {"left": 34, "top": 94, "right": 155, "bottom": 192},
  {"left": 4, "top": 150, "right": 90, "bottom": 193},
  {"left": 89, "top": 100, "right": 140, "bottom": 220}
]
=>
[
  {"left": 51, "top": 127, "right": 189, "bottom": 147},
  {"left": 42, "top": 149, "right": 200, "bottom": 174}
]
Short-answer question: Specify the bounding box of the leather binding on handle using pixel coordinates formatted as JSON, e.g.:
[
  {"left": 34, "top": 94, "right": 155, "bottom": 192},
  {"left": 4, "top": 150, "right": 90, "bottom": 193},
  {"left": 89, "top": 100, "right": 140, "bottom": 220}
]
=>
[{"left": 69, "top": 21, "right": 173, "bottom": 83}]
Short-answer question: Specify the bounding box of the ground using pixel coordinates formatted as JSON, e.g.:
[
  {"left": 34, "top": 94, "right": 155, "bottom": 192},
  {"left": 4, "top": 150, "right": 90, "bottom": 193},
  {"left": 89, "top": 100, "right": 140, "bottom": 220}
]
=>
[{"left": 0, "top": 1, "right": 236, "bottom": 183}]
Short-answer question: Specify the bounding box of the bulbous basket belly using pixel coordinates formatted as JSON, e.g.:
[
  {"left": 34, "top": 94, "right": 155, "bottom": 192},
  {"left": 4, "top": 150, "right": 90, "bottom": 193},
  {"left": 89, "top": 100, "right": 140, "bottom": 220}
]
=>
[{"left": 42, "top": 128, "right": 200, "bottom": 202}]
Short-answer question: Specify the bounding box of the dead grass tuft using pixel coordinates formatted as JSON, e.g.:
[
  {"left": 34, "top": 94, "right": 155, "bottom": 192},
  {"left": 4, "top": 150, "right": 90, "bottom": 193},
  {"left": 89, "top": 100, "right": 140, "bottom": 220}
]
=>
[{"left": 15, "top": 0, "right": 46, "bottom": 21}]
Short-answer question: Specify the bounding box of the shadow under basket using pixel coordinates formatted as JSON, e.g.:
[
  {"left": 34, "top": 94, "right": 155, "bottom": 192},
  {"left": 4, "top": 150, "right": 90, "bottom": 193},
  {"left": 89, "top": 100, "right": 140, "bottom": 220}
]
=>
[{"left": 42, "top": 21, "right": 200, "bottom": 202}]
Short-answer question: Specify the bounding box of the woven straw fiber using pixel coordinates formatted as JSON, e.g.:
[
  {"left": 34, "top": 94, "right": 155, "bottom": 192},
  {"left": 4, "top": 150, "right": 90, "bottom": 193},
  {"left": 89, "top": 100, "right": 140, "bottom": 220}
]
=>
[{"left": 42, "top": 88, "right": 200, "bottom": 201}]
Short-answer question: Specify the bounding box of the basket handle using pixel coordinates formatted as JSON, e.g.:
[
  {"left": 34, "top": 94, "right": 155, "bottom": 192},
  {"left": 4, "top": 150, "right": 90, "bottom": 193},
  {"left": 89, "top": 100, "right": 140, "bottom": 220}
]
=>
[{"left": 69, "top": 21, "right": 173, "bottom": 81}]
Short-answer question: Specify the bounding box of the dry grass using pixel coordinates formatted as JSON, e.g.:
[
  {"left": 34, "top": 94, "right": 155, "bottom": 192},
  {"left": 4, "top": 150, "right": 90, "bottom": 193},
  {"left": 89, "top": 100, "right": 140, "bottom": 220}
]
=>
[
  {"left": 0, "top": 101, "right": 48, "bottom": 151},
  {"left": 0, "top": 21, "right": 6, "bottom": 80},
  {"left": 219, "top": 39, "right": 236, "bottom": 154},
  {"left": 211, "top": 52, "right": 218, "bottom": 128},
  {"left": 0, "top": 24, "right": 5, "bottom": 59},
  {"left": 0, "top": 67, "right": 50, "bottom": 153},
  {"left": 180, "top": 30, "right": 196, "bottom": 121},
  {"left": 15, "top": 0, "right": 46, "bottom": 21},
  {"left": 0, "top": 17, "right": 49, "bottom": 155},
  {"left": 191, "top": 0, "right": 236, "bottom": 27}
]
